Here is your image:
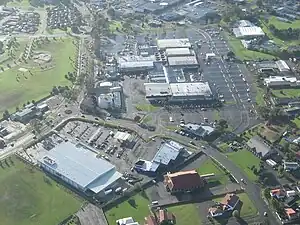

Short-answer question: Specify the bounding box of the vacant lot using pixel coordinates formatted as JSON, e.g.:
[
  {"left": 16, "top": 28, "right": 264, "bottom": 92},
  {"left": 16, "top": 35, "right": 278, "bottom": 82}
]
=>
[
  {"left": 105, "top": 192, "right": 150, "bottom": 225},
  {"left": 0, "top": 38, "right": 75, "bottom": 114},
  {"left": 197, "top": 158, "right": 229, "bottom": 187},
  {"left": 167, "top": 204, "right": 202, "bottom": 225},
  {"left": 0, "top": 156, "right": 82, "bottom": 225},
  {"left": 226, "top": 150, "right": 261, "bottom": 181}
]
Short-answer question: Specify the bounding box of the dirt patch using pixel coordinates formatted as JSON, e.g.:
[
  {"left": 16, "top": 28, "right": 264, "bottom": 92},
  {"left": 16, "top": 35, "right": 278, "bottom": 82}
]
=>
[{"left": 0, "top": 92, "right": 24, "bottom": 113}]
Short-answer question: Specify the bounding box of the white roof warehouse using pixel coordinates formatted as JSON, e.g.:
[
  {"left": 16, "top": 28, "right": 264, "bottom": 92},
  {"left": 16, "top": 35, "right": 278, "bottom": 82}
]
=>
[
  {"left": 157, "top": 38, "right": 192, "bottom": 50},
  {"left": 37, "top": 141, "right": 122, "bottom": 194}
]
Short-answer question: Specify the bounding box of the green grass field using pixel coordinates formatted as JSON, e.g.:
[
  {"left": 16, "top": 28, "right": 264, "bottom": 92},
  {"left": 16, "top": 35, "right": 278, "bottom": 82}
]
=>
[
  {"left": 105, "top": 192, "right": 150, "bottom": 225},
  {"left": 227, "top": 36, "right": 275, "bottom": 61},
  {"left": 269, "top": 17, "right": 300, "bottom": 30},
  {"left": 135, "top": 103, "right": 159, "bottom": 112},
  {"left": 226, "top": 150, "right": 261, "bottom": 181},
  {"left": 0, "top": 37, "right": 76, "bottom": 114},
  {"left": 214, "top": 193, "right": 257, "bottom": 217},
  {"left": 167, "top": 204, "right": 202, "bottom": 225},
  {"left": 0, "top": 156, "right": 82, "bottom": 225},
  {"left": 272, "top": 88, "right": 300, "bottom": 98},
  {"left": 197, "top": 158, "right": 229, "bottom": 187},
  {"left": 217, "top": 142, "right": 230, "bottom": 153}
]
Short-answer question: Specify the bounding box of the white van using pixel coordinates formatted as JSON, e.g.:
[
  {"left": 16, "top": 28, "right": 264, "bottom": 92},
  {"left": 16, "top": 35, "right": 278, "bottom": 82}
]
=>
[{"left": 104, "top": 189, "right": 113, "bottom": 195}]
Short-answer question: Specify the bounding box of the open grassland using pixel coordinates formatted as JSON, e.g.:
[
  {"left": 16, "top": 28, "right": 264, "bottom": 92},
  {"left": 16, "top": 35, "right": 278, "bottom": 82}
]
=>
[
  {"left": 0, "top": 156, "right": 82, "bottom": 225},
  {"left": 272, "top": 88, "right": 300, "bottom": 98},
  {"left": 105, "top": 192, "right": 150, "bottom": 225},
  {"left": 0, "top": 37, "right": 76, "bottom": 114},
  {"left": 269, "top": 17, "right": 300, "bottom": 30},
  {"left": 226, "top": 150, "right": 261, "bottom": 181}
]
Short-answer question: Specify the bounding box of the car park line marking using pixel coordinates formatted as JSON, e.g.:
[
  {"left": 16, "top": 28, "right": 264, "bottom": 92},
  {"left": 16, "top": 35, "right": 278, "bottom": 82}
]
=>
[
  {"left": 232, "top": 94, "right": 237, "bottom": 102},
  {"left": 227, "top": 84, "right": 230, "bottom": 88},
  {"left": 224, "top": 79, "right": 228, "bottom": 83},
  {"left": 243, "top": 104, "right": 246, "bottom": 109}
]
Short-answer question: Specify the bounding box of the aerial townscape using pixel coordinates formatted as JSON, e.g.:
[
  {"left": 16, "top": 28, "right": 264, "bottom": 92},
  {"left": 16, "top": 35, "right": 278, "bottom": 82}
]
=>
[{"left": 0, "top": 0, "right": 299, "bottom": 224}]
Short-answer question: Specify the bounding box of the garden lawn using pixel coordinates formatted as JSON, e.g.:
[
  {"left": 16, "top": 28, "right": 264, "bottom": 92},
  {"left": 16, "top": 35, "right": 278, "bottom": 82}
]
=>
[
  {"left": 217, "top": 142, "right": 230, "bottom": 153},
  {"left": 0, "top": 156, "right": 82, "bottom": 225},
  {"left": 197, "top": 158, "right": 229, "bottom": 187},
  {"left": 105, "top": 192, "right": 150, "bottom": 225},
  {"left": 226, "top": 150, "right": 261, "bottom": 181},
  {"left": 0, "top": 38, "right": 75, "bottom": 114},
  {"left": 293, "top": 117, "right": 300, "bottom": 128},
  {"left": 167, "top": 204, "right": 202, "bottom": 225}
]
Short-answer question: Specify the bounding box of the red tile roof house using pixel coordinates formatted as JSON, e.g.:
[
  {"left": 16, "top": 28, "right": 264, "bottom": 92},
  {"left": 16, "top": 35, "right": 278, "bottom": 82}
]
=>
[
  {"left": 208, "top": 194, "right": 240, "bottom": 217},
  {"left": 270, "top": 189, "right": 286, "bottom": 199},
  {"left": 145, "top": 209, "right": 176, "bottom": 225},
  {"left": 285, "top": 208, "right": 298, "bottom": 220},
  {"left": 163, "top": 170, "right": 205, "bottom": 194}
]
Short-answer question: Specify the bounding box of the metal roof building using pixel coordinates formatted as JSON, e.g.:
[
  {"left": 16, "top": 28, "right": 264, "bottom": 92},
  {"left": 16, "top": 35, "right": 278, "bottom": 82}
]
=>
[
  {"left": 37, "top": 142, "right": 122, "bottom": 194},
  {"left": 276, "top": 60, "right": 290, "bottom": 72},
  {"left": 144, "top": 83, "right": 172, "bottom": 99},
  {"left": 152, "top": 141, "right": 181, "bottom": 165},
  {"left": 167, "top": 55, "right": 198, "bottom": 66},
  {"left": 165, "top": 48, "right": 193, "bottom": 56},
  {"left": 233, "top": 26, "right": 265, "bottom": 38},
  {"left": 170, "top": 82, "right": 212, "bottom": 97},
  {"left": 157, "top": 38, "right": 191, "bottom": 50}
]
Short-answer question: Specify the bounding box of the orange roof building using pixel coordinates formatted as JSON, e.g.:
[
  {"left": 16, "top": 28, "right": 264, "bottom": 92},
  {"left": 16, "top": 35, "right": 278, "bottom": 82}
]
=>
[{"left": 164, "top": 170, "right": 205, "bottom": 193}]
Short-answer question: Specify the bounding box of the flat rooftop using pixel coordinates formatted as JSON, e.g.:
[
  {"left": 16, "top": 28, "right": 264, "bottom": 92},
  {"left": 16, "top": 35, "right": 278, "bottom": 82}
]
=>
[
  {"left": 144, "top": 83, "right": 172, "bottom": 97},
  {"left": 38, "top": 141, "right": 122, "bottom": 193},
  {"left": 233, "top": 26, "right": 265, "bottom": 38},
  {"left": 168, "top": 55, "right": 198, "bottom": 66},
  {"left": 157, "top": 38, "right": 191, "bottom": 49},
  {"left": 170, "top": 82, "right": 212, "bottom": 97}
]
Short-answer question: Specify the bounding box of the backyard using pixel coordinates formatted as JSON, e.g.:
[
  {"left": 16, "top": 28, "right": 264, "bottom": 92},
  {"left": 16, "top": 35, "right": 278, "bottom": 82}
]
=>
[
  {"left": 167, "top": 204, "right": 202, "bottom": 225},
  {"left": 197, "top": 158, "right": 229, "bottom": 187},
  {"left": 105, "top": 192, "right": 150, "bottom": 225},
  {"left": 0, "top": 156, "right": 82, "bottom": 225},
  {"left": 0, "top": 37, "right": 76, "bottom": 114},
  {"left": 226, "top": 150, "right": 261, "bottom": 181}
]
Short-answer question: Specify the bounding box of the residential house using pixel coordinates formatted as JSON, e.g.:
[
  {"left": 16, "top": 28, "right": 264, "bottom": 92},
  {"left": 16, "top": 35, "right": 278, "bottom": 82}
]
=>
[
  {"left": 164, "top": 170, "right": 205, "bottom": 194},
  {"left": 283, "top": 161, "right": 299, "bottom": 171},
  {"left": 208, "top": 194, "right": 240, "bottom": 217},
  {"left": 285, "top": 208, "right": 298, "bottom": 220},
  {"left": 270, "top": 189, "right": 286, "bottom": 199},
  {"left": 144, "top": 209, "right": 176, "bottom": 225},
  {"left": 247, "top": 136, "right": 275, "bottom": 159}
]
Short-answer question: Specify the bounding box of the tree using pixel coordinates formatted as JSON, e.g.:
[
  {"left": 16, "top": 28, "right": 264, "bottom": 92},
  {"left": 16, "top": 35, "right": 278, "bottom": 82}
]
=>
[
  {"left": 232, "top": 210, "right": 240, "bottom": 218},
  {"left": 257, "top": 0, "right": 263, "bottom": 8},
  {"left": 30, "top": 119, "right": 42, "bottom": 134},
  {"left": 264, "top": 188, "right": 271, "bottom": 199},
  {"left": 278, "top": 165, "right": 284, "bottom": 174},
  {"left": 2, "top": 110, "right": 9, "bottom": 119},
  {"left": 218, "top": 119, "right": 228, "bottom": 129}
]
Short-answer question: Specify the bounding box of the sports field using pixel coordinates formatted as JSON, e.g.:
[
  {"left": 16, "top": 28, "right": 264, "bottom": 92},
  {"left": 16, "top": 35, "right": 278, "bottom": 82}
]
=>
[
  {"left": 0, "top": 37, "right": 76, "bottom": 114},
  {"left": 0, "top": 156, "right": 82, "bottom": 225}
]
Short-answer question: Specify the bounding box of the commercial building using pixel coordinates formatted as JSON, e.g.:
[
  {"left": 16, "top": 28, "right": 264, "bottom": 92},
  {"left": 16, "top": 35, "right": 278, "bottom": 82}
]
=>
[
  {"left": 134, "top": 141, "right": 183, "bottom": 173},
  {"left": 118, "top": 56, "right": 155, "bottom": 73},
  {"left": 37, "top": 142, "right": 122, "bottom": 195},
  {"left": 247, "top": 136, "right": 275, "bottom": 159},
  {"left": 157, "top": 38, "right": 191, "bottom": 50},
  {"left": 165, "top": 48, "right": 193, "bottom": 57},
  {"left": 283, "top": 161, "right": 299, "bottom": 171},
  {"left": 11, "top": 103, "right": 48, "bottom": 124},
  {"left": 144, "top": 82, "right": 215, "bottom": 103},
  {"left": 263, "top": 76, "right": 300, "bottom": 88},
  {"left": 275, "top": 60, "right": 290, "bottom": 72},
  {"left": 182, "top": 123, "right": 215, "bottom": 138},
  {"left": 167, "top": 55, "right": 198, "bottom": 67},
  {"left": 164, "top": 170, "right": 205, "bottom": 194},
  {"left": 179, "top": 6, "right": 220, "bottom": 24},
  {"left": 233, "top": 26, "right": 265, "bottom": 39}
]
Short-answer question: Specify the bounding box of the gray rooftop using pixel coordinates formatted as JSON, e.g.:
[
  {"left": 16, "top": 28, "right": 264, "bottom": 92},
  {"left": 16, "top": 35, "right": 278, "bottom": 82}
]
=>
[
  {"left": 38, "top": 142, "right": 122, "bottom": 193},
  {"left": 247, "top": 136, "right": 272, "bottom": 157},
  {"left": 152, "top": 141, "right": 181, "bottom": 165}
]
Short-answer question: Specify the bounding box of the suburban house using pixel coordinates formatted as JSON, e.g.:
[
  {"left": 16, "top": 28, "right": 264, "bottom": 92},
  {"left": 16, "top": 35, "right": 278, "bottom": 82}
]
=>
[
  {"left": 270, "top": 189, "right": 286, "bottom": 199},
  {"left": 285, "top": 208, "right": 298, "bottom": 220},
  {"left": 208, "top": 194, "right": 240, "bottom": 217},
  {"left": 247, "top": 136, "right": 275, "bottom": 159},
  {"left": 164, "top": 170, "right": 205, "bottom": 194},
  {"left": 117, "top": 217, "right": 139, "bottom": 225},
  {"left": 283, "top": 161, "right": 299, "bottom": 171},
  {"left": 145, "top": 209, "right": 176, "bottom": 225}
]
